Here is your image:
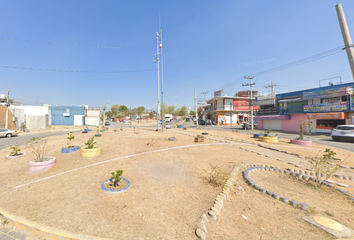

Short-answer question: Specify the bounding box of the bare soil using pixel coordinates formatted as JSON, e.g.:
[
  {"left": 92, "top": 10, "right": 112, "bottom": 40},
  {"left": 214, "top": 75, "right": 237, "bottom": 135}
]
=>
[{"left": 0, "top": 127, "right": 353, "bottom": 239}]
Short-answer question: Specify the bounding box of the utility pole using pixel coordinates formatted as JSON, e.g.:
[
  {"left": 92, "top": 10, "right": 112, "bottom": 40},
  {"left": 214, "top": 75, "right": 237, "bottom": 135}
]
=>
[
  {"left": 102, "top": 102, "right": 105, "bottom": 128},
  {"left": 5, "top": 90, "right": 10, "bottom": 129},
  {"left": 154, "top": 32, "right": 161, "bottom": 130},
  {"left": 263, "top": 81, "right": 278, "bottom": 95},
  {"left": 160, "top": 28, "right": 164, "bottom": 132},
  {"left": 201, "top": 92, "right": 208, "bottom": 104},
  {"left": 243, "top": 76, "right": 255, "bottom": 130},
  {"left": 195, "top": 89, "right": 198, "bottom": 127},
  {"left": 336, "top": 3, "right": 354, "bottom": 81}
]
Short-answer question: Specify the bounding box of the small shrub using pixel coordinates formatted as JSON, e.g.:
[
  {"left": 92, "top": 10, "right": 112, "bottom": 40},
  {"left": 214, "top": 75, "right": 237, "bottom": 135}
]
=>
[
  {"left": 27, "top": 137, "right": 50, "bottom": 162},
  {"left": 202, "top": 164, "right": 228, "bottom": 187},
  {"left": 20, "top": 121, "right": 26, "bottom": 131},
  {"left": 111, "top": 170, "right": 123, "bottom": 187},
  {"left": 84, "top": 137, "right": 97, "bottom": 149},
  {"left": 66, "top": 131, "right": 75, "bottom": 148},
  {"left": 263, "top": 128, "right": 272, "bottom": 137},
  {"left": 10, "top": 143, "right": 21, "bottom": 156},
  {"left": 308, "top": 148, "right": 343, "bottom": 188},
  {"left": 147, "top": 138, "right": 155, "bottom": 146}
]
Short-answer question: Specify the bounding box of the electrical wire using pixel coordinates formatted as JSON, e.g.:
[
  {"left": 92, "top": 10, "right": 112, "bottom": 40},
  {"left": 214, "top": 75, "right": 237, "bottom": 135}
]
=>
[
  {"left": 0, "top": 37, "right": 154, "bottom": 49},
  {"left": 0, "top": 65, "right": 156, "bottom": 73},
  {"left": 203, "top": 45, "right": 344, "bottom": 93}
]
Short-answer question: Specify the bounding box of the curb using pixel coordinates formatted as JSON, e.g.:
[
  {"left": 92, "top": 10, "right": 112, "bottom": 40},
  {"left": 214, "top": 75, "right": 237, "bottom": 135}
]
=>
[{"left": 0, "top": 207, "right": 111, "bottom": 240}]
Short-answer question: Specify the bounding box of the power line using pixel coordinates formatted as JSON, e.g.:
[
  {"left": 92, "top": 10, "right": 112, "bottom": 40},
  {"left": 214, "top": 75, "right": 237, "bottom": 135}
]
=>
[
  {"left": 203, "top": 45, "right": 344, "bottom": 92},
  {"left": 0, "top": 37, "right": 154, "bottom": 49},
  {"left": 0, "top": 65, "right": 156, "bottom": 73}
]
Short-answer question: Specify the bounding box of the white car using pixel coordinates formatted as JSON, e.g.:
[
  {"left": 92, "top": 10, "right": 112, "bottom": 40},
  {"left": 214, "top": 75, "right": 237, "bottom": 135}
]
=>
[
  {"left": 124, "top": 120, "right": 130, "bottom": 123},
  {"left": 0, "top": 128, "right": 18, "bottom": 138},
  {"left": 331, "top": 125, "right": 354, "bottom": 142}
]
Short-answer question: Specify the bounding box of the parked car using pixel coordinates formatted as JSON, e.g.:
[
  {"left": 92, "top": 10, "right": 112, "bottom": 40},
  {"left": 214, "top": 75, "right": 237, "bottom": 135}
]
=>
[
  {"left": 186, "top": 118, "right": 191, "bottom": 122},
  {"left": 0, "top": 129, "right": 18, "bottom": 138},
  {"left": 105, "top": 121, "right": 110, "bottom": 126},
  {"left": 331, "top": 125, "right": 354, "bottom": 142},
  {"left": 124, "top": 120, "right": 130, "bottom": 123}
]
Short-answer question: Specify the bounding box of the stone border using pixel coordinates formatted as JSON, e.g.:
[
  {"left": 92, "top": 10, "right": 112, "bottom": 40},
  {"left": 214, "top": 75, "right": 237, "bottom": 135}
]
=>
[
  {"left": 243, "top": 166, "right": 354, "bottom": 209},
  {"left": 0, "top": 207, "right": 110, "bottom": 240},
  {"left": 101, "top": 177, "right": 131, "bottom": 194},
  {"left": 258, "top": 144, "right": 354, "bottom": 181},
  {"left": 195, "top": 165, "right": 239, "bottom": 239}
]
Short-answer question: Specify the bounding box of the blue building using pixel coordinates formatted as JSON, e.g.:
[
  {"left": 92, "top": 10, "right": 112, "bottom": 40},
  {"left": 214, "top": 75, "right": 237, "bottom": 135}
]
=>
[
  {"left": 254, "top": 82, "right": 354, "bottom": 133},
  {"left": 51, "top": 106, "right": 86, "bottom": 126}
]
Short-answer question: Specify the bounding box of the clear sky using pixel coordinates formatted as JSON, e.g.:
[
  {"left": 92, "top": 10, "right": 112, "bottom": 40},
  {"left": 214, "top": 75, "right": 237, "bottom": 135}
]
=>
[{"left": 1, "top": 0, "right": 354, "bottom": 111}]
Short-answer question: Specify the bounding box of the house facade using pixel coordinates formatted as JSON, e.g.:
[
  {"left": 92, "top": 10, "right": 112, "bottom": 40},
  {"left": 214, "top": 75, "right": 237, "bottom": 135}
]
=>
[
  {"left": 254, "top": 83, "right": 354, "bottom": 133},
  {"left": 202, "top": 90, "right": 259, "bottom": 125}
]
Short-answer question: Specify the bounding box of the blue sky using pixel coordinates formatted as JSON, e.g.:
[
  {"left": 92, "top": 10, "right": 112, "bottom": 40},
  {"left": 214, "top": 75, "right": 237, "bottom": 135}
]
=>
[{"left": 1, "top": 0, "right": 354, "bottom": 111}]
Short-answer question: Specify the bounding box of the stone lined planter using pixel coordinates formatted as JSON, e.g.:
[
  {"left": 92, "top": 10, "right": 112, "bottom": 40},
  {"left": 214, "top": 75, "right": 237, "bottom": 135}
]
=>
[
  {"left": 61, "top": 146, "right": 80, "bottom": 154},
  {"left": 259, "top": 136, "right": 278, "bottom": 143},
  {"left": 290, "top": 139, "right": 312, "bottom": 146},
  {"left": 81, "top": 146, "right": 101, "bottom": 158},
  {"left": 30, "top": 157, "right": 56, "bottom": 172},
  {"left": 102, "top": 177, "right": 131, "bottom": 194},
  {"left": 6, "top": 153, "right": 26, "bottom": 159}
]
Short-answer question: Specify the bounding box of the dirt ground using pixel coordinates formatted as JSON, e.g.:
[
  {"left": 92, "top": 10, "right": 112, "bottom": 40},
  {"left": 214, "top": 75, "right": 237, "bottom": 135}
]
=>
[{"left": 0, "top": 127, "right": 353, "bottom": 239}]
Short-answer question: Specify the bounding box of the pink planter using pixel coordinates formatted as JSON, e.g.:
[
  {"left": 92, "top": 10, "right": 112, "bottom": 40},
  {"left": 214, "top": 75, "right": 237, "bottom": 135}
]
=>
[
  {"left": 29, "top": 157, "right": 56, "bottom": 173},
  {"left": 290, "top": 139, "right": 312, "bottom": 147}
]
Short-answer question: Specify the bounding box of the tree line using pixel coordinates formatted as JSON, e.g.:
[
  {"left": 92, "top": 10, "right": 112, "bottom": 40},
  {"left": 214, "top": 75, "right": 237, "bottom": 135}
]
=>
[{"left": 105, "top": 103, "right": 190, "bottom": 119}]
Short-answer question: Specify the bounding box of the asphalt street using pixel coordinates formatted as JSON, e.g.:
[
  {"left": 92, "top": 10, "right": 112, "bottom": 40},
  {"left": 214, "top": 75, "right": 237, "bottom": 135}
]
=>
[{"left": 0, "top": 131, "right": 78, "bottom": 150}]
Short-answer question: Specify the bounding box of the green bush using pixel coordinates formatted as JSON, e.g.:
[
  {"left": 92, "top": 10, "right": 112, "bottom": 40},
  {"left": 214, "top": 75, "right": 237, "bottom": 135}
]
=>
[
  {"left": 111, "top": 170, "right": 123, "bottom": 187},
  {"left": 10, "top": 143, "right": 21, "bottom": 156},
  {"left": 84, "top": 137, "right": 96, "bottom": 149},
  {"left": 66, "top": 132, "right": 75, "bottom": 148}
]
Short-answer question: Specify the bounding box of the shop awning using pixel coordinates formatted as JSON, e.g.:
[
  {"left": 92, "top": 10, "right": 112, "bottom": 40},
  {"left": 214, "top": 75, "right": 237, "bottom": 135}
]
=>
[
  {"left": 254, "top": 115, "right": 291, "bottom": 120},
  {"left": 278, "top": 98, "right": 302, "bottom": 103}
]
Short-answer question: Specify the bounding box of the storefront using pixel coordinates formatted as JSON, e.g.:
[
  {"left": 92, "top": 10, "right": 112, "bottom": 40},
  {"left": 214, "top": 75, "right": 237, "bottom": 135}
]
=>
[
  {"left": 307, "top": 112, "right": 348, "bottom": 133},
  {"left": 254, "top": 115, "right": 290, "bottom": 130}
]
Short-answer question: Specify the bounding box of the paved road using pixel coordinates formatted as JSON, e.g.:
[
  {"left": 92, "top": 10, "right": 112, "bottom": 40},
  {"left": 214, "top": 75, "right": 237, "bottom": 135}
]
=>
[
  {"left": 181, "top": 122, "right": 354, "bottom": 152},
  {"left": 0, "top": 131, "right": 79, "bottom": 150}
]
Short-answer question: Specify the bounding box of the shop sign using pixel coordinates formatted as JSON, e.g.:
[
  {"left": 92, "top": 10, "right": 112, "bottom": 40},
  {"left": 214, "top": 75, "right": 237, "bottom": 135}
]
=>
[
  {"left": 303, "top": 103, "right": 348, "bottom": 113},
  {"left": 302, "top": 86, "right": 353, "bottom": 99},
  {"left": 307, "top": 112, "right": 347, "bottom": 119}
]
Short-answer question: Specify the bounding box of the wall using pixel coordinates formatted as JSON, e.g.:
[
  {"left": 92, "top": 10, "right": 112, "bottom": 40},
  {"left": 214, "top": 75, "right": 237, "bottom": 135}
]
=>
[
  {"left": 0, "top": 106, "right": 16, "bottom": 129},
  {"left": 257, "top": 120, "right": 263, "bottom": 129},
  {"left": 51, "top": 106, "right": 85, "bottom": 125},
  {"left": 87, "top": 109, "right": 100, "bottom": 117},
  {"left": 9, "top": 107, "right": 25, "bottom": 129},
  {"left": 26, "top": 115, "right": 49, "bottom": 129},
  {"left": 85, "top": 116, "right": 100, "bottom": 126},
  {"left": 281, "top": 114, "right": 307, "bottom": 132}
]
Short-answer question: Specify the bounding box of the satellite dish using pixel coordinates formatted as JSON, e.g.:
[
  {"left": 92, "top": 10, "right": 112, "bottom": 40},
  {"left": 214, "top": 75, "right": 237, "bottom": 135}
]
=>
[{"left": 329, "top": 82, "right": 334, "bottom": 86}]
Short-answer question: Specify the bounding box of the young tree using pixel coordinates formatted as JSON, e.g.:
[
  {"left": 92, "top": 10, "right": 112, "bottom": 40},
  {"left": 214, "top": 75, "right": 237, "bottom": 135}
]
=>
[
  {"left": 180, "top": 105, "right": 188, "bottom": 116},
  {"left": 111, "top": 104, "right": 119, "bottom": 116},
  {"left": 118, "top": 105, "right": 128, "bottom": 113},
  {"left": 149, "top": 111, "right": 154, "bottom": 119},
  {"left": 137, "top": 106, "right": 145, "bottom": 119},
  {"left": 167, "top": 105, "right": 175, "bottom": 114},
  {"left": 105, "top": 111, "right": 113, "bottom": 118}
]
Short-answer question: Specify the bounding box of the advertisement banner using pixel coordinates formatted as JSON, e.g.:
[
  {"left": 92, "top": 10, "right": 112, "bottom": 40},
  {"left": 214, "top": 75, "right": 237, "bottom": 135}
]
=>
[
  {"left": 302, "top": 86, "right": 353, "bottom": 99},
  {"left": 303, "top": 103, "right": 348, "bottom": 113}
]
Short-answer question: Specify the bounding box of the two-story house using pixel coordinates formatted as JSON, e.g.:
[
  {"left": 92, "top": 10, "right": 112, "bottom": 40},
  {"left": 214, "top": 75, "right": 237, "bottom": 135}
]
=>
[
  {"left": 254, "top": 82, "right": 354, "bottom": 133},
  {"left": 202, "top": 90, "right": 259, "bottom": 125}
]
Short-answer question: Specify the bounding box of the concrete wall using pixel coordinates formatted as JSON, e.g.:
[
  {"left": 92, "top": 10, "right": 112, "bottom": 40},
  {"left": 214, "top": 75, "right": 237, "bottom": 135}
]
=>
[
  {"left": 26, "top": 115, "right": 49, "bottom": 129},
  {"left": 9, "top": 107, "right": 25, "bottom": 129},
  {"left": 281, "top": 114, "right": 307, "bottom": 133},
  {"left": 87, "top": 109, "right": 100, "bottom": 117},
  {"left": 85, "top": 116, "right": 100, "bottom": 126}
]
